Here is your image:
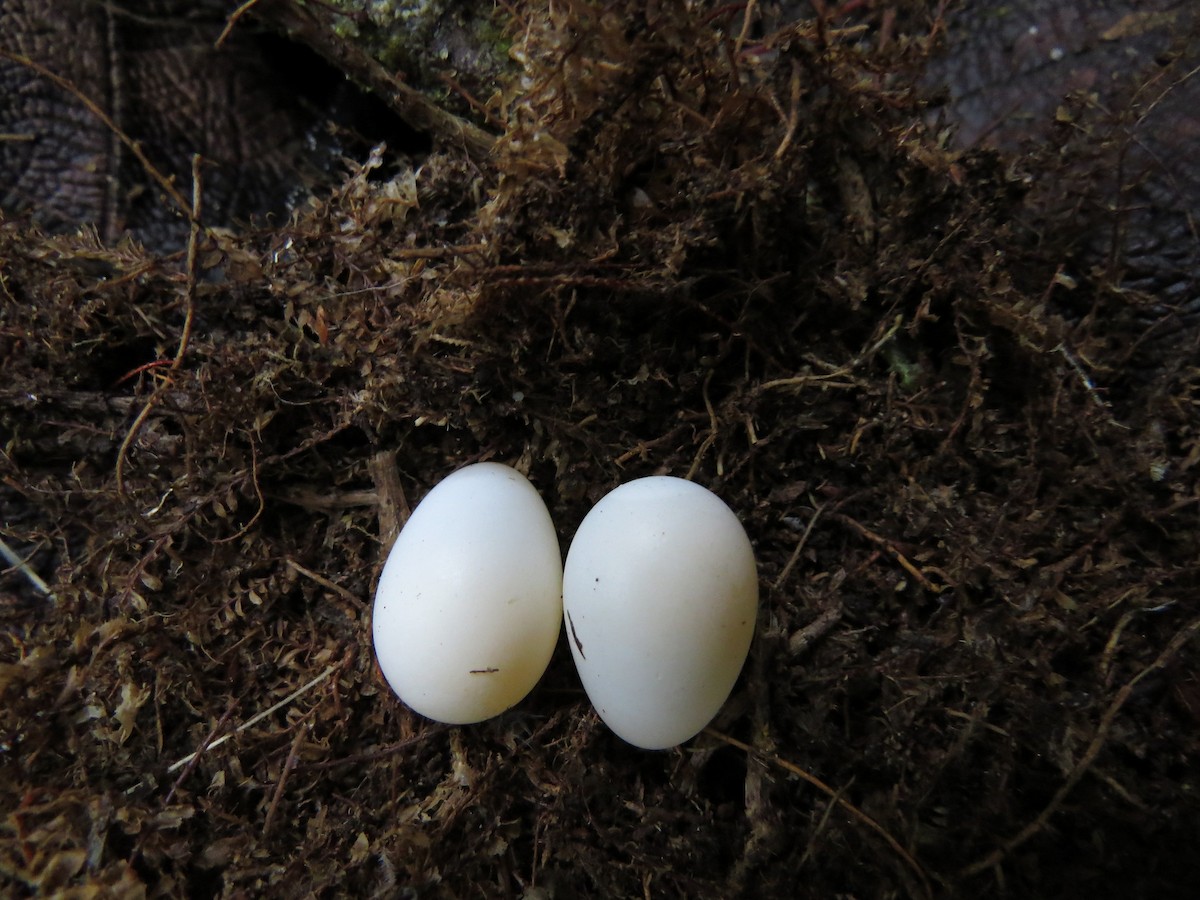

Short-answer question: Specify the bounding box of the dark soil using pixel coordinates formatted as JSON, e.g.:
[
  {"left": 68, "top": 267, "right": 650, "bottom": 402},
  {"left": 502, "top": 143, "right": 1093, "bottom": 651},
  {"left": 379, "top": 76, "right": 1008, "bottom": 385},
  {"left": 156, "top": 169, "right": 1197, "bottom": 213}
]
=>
[{"left": 2, "top": 3, "right": 1198, "bottom": 898}]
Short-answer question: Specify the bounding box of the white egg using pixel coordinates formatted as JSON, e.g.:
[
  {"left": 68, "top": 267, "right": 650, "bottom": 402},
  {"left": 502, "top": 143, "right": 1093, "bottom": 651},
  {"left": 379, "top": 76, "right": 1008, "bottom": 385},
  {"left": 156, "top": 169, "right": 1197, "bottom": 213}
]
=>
[
  {"left": 372, "top": 462, "right": 563, "bottom": 724},
  {"left": 563, "top": 476, "right": 758, "bottom": 749}
]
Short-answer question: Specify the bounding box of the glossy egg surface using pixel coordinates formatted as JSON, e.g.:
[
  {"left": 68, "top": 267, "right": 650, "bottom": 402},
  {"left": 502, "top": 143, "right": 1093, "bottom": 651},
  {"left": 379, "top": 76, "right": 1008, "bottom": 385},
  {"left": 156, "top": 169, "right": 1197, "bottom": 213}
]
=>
[
  {"left": 563, "top": 476, "right": 758, "bottom": 749},
  {"left": 372, "top": 462, "right": 563, "bottom": 724}
]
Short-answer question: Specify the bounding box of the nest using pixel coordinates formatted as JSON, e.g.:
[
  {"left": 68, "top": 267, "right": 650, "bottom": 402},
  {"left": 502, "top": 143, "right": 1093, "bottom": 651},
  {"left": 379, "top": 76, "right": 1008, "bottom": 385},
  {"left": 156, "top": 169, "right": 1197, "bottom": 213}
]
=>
[{"left": 2, "top": 3, "right": 1198, "bottom": 897}]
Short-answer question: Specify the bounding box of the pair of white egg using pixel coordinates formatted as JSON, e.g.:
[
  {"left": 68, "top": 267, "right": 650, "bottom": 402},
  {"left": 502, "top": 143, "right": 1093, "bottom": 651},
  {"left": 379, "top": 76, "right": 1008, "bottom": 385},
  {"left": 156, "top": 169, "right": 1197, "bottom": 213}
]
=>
[{"left": 371, "top": 462, "right": 758, "bottom": 749}]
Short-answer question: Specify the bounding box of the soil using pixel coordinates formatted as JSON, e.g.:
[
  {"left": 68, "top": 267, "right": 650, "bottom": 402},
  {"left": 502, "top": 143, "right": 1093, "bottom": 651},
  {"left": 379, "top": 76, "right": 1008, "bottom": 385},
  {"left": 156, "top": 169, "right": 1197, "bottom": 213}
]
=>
[{"left": 2, "top": 3, "right": 1199, "bottom": 898}]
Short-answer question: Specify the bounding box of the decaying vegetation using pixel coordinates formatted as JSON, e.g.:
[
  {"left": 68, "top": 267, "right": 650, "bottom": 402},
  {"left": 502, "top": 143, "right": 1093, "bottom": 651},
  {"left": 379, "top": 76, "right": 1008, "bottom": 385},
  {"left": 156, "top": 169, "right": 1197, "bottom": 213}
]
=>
[{"left": 2, "top": 2, "right": 1198, "bottom": 896}]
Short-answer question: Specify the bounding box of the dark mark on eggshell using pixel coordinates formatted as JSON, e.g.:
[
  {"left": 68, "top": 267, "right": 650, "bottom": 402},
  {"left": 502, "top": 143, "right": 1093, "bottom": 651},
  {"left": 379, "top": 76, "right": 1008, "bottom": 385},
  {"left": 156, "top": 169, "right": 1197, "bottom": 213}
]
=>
[
  {"left": 566, "top": 610, "right": 585, "bottom": 659},
  {"left": 469, "top": 668, "right": 500, "bottom": 675}
]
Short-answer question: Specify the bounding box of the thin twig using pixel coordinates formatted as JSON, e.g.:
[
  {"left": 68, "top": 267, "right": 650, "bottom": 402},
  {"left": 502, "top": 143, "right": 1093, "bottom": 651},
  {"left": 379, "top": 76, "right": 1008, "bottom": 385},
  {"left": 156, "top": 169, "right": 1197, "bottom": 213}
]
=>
[
  {"left": 773, "top": 59, "right": 802, "bottom": 160},
  {"left": 773, "top": 501, "right": 826, "bottom": 591},
  {"left": 686, "top": 371, "right": 720, "bottom": 480},
  {"left": 0, "top": 535, "right": 55, "bottom": 599},
  {"left": 115, "top": 154, "right": 203, "bottom": 494},
  {"left": 831, "top": 512, "right": 952, "bottom": 594},
  {"left": 167, "top": 664, "right": 338, "bottom": 774},
  {"left": 264, "top": 713, "right": 311, "bottom": 836},
  {"left": 438, "top": 72, "right": 507, "bottom": 131},
  {"left": 216, "top": 0, "right": 368, "bottom": 49},
  {"left": 214, "top": 0, "right": 265, "bottom": 48},
  {"left": 393, "top": 243, "right": 489, "bottom": 260},
  {"left": 285, "top": 558, "right": 365, "bottom": 610},
  {"left": 757, "top": 316, "right": 902, "bottom": 395},
  {"left": 212, "top": 441, "right": 265, "bottom": 544},
  {"left": 163, "top": 698, "right": 241, "bottom": 804},
  {"left": 127, "top": 696, "right": 242, "bottom": 858},
  {"left": 298, "top": 726, "right": 450, "bottom": 772}
]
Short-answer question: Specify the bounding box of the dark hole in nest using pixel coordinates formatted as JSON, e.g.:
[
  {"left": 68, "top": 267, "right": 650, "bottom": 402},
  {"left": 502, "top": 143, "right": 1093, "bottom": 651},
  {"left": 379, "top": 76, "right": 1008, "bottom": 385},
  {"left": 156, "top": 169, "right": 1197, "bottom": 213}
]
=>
[
  {"left": 105, "top": 824, "right": 138, "bottom": 872},
  {"left": 250, "top": 32, "right": 432, "bottom": 165},
  {"left": 83, "top": 334, "right": 163, "bottom": 391},
  {"left": 184, "top": 863, "right": 224, "bottom": 900},
  {"left": 695, "top": 744, "right": 747, "bottom": 810},
  {"left": 1049, "top": 640, "right": 1097, "bottom": 683}
]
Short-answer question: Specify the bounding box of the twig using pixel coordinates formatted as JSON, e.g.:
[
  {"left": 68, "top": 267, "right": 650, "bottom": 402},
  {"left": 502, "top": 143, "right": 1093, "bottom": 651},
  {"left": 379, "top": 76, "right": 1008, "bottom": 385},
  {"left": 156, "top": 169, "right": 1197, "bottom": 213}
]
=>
[
  {"left": 163, "top": 698, "right": 241, "bottom": 804},
  {"left": 0, "top": 535, "right": 55, "bottom": 599},
  {"left": 369, "top": 450, "right": 411, "bottom": 550},
  {"left": 438, "top": 72, "right": 507, "bottom": 131},
  {"left": 799, "top": 777, "right": 847, "bottom": 870},
  {"left": 787, "top": 593, "right": 844, "bottom": 657},
  {"left": 735, "top": 0, "right": 759, "bottom": 56},
  {"left": 298, "top": 726, "right": 450, "bottom": 772},
  {"left": 212, "top": 441, "right": 265, "bottom": 544},
  {"left": 831, "top": 512, "right": 952, "bottom": 594},
  {"left": 113, "top": 359, "right": 175, "bottom": 387},
  {"left": 285, "top": 558, "right": 365, "bottom": 610},
  {"left": 166, "top": 664, "right": 338, "bottom": 774},
  {"left": 1054, "top": 342, "right": 1128, "bottom": 429},
  {"left": 944, "top": 708, "right": 1010, "bottom": 738},
  {"left": 128, "top": 697, "right": 242, "bottom": 858},
  {"left": 115, "top": 154, "right": 203, "bottom": 494},
  {"left": 1099, "top": 609, "right": 1138, "bottom": 685},
  {"left": 116, "top": 534, "right": 171, "bottom": 610},
  {"left": 757, "top": 315, "right": 902, "bottom": 395},
  {"left": 773, "top": 59, "right": 802, "bottom": 161},
  {"left": 271, "top": 488, "right": 380, "bottom": 511},
  {"left": 392, "top": 243, "right": 489, "bottom": 260},
  {"left": 707, "top": 728, "right": 931, "bottom": 896},
  {"left": 686, "top": 371, "right": 720, "bottom": 480},
  {"left": 216, "top": 0, "right": 367, "bottom": 49},
  {"left": 773, "top": 501, "right": 826, "bottom": 591},
  {"left": 214, "top": 0, "right": 265, "bottom": 48},
  {"left": 264, "top": 713, "right": 311, "bottom": 837},
  {"left": 959, "top": 615, "right": 1200, "bottom": 878}
]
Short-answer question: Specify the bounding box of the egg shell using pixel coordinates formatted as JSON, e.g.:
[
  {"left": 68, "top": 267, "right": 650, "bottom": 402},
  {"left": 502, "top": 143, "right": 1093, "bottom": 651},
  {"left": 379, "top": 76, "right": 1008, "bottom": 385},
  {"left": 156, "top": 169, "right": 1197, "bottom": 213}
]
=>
[
  {"left": 372, "top": 462, "right": 563, "bottom": 724},
  {"left": 563, "top": 476, "right": 758, "bottom": 749}
]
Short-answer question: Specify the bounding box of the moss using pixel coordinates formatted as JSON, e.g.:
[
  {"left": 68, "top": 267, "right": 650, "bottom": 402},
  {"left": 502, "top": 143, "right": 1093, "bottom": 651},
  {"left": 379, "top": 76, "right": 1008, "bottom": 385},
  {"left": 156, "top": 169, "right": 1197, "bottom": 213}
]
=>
[{"left": 326, "top": 0, "right": 515, "bottom": 118}]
